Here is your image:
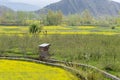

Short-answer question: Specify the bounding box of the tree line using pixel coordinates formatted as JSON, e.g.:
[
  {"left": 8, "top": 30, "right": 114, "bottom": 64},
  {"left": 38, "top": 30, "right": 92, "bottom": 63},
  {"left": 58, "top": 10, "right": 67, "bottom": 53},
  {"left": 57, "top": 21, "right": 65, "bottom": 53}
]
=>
[
  {"left": 0, "top": 10, "right": 120, "bottom": 27},
  {"left": 41, "top": 10, "right": 120, "bottom": 27},
  {"left": 0, "top": 11, "right": 38, "bottom": 26}
]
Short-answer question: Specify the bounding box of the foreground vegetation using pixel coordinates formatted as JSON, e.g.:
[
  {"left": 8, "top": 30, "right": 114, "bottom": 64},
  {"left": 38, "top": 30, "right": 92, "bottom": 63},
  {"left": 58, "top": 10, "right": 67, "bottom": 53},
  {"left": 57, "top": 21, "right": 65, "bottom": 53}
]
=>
[
  {"left": 0, "top": 34, "right": 120, "bottom": 78},
  {"left": 0, "top": 59, "right": 78, "bottom": 80}
]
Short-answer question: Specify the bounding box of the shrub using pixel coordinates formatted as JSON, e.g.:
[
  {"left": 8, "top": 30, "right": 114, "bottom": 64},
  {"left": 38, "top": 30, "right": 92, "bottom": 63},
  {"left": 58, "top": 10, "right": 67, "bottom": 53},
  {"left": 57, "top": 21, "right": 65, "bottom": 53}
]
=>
[{"left": 29, "top": 24, "right": 42, "bottom": 34}]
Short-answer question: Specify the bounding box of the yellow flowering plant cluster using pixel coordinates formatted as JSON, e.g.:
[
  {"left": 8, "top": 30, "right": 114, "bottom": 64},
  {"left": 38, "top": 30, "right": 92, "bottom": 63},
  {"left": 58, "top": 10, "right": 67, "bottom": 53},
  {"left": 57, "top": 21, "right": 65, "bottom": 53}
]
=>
[
  {"left": 45, "top": 31, "right": 118, "bottom": 35},
  {"left": 43, "top": 26, "right": 71, "bottom": 30},
  {"left": 0, "top": 26, "right": 29, "bottom": 33},
  {"left": 0, "top": 25, "right": 119, "bottom": 35},
  {"left": 77, "top": 26, "right": 96, "bottom": 29},
  {"left": 0, "top": 60, "right": 78, "bottom": 80}
]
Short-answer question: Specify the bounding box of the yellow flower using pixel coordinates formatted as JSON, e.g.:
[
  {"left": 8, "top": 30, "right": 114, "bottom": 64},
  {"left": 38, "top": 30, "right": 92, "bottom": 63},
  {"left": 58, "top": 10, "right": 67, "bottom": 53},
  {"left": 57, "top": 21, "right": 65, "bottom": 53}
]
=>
[
  {"left": 43, "top": 26, "right": 71, "bottom": 30},
  {"left": 0, "top": 60, "right": 78, "bottom": 80},
  {"left": 78, "top": 26, "right": 96, "bottom": 29}
]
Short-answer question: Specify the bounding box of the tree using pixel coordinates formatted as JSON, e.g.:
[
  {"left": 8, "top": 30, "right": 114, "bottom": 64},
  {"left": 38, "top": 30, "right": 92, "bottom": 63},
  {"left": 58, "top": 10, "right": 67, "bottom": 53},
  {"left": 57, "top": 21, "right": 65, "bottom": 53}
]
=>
[
  {"left": 65, "top": 14, "right": 82, "bottom": 26},
  {"left": 29, "top": 23, "right": 42, "bottom": 34},
  {"left": 15, "top": 11, "right": 27, "bottom": 25},
  {"left": 81, "top": 10, "right": 93, "bottom": 25},
  {"left": 0, "top": 10, "right": 16, "bottom": 25},
  {"left": 56, "top": 10, "right": 63, "bottom": 25},
  {"left": 44, "top": 10, "right": 63, "bottom": 26}
]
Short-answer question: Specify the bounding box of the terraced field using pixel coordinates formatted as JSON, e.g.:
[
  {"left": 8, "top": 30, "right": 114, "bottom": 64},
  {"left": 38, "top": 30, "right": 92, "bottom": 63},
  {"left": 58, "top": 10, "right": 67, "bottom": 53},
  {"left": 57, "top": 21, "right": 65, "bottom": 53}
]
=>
[{"left": 0, "top": 59, "right": 79, "bottom": 80}]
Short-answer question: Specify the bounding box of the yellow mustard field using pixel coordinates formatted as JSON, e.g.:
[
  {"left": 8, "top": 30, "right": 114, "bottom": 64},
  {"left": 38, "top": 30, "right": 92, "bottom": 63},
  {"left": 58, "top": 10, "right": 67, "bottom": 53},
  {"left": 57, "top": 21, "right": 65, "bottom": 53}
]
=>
[
  {"left": 45, "top": 31, "right": 118, "bottom": 35},
  {"left": 0, "top": 59, "right": 78, "bottom": 80},
  {"left": 0, "top": 26, "right": 29, "bottom": 33},
  {"left": 78, "top": 26, "right": 96, "bottom": 29},
  {"left": 0, "top": 25, "right": 119, "bottom": 35},
  {"left": 43, "top": 26, "right": 71, "bottom": 30}
]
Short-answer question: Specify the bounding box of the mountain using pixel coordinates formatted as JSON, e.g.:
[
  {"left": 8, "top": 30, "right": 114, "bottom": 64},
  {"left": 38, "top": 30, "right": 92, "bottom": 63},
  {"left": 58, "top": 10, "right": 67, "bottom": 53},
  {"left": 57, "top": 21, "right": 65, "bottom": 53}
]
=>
[
  {"left": 0, "top": 1, "right": 40, "bottom": 11},
  {"left": 37, "top": 0, "right": 120, "bottom": 16},
  {"left": 0, "top": 5, "right": 13, "bottom": 16}
]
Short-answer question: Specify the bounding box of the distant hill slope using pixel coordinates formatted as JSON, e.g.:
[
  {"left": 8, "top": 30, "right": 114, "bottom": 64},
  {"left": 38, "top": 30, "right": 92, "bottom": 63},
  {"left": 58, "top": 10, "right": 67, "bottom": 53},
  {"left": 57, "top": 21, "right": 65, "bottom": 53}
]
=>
[
  {"left": 0, "top": 1, "right": 39, "bottom": 11},
  {"left": 0, "top": 5, "right": 13, "bottom": 16},
  {"left": 37, "top": 0, "right": 120, "bottom": 16},
  {"left": 5, "top": 3, "right": 40, "bottom": 11}
]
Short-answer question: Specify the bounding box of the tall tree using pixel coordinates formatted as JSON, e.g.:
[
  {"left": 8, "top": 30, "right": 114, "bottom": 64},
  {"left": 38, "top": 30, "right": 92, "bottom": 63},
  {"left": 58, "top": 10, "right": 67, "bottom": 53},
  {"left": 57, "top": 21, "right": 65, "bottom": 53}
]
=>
[
  {"left": 81, "top": 10, "right": 93, "bottom": 25},
  {"left": 44, "top": 10, "right": 63, "bottom": 26},
  {"left": 65, "top": 14, "right": 82, "bottom": 26}
]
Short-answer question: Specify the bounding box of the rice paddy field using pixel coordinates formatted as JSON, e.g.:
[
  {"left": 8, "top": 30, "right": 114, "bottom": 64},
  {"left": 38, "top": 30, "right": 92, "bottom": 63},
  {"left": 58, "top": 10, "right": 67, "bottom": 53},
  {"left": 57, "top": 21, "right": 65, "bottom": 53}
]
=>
[{"left": 0, "top": 59, "right": 79, "bottom": 80}]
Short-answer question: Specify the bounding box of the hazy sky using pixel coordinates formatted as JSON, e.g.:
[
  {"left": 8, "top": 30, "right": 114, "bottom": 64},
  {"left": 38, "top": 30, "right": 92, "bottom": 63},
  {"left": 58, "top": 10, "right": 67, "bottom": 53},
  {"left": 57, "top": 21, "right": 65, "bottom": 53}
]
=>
[
  {"left": 3, "top": 0, "right": 120, "bottom": 7},
  {"left": 9, "top": 0, "right": 61, "bottom": 7},
  {"left": 113, "top": 0, "right": 120, "bottom": 2}
]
